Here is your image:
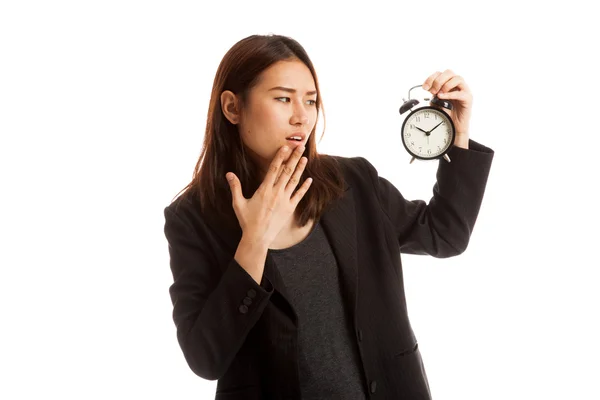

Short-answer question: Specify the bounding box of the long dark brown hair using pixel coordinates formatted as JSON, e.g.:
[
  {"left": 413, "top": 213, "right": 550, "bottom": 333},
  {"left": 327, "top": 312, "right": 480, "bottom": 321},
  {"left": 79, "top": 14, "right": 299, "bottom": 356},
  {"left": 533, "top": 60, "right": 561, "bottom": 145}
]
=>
[{"left": 170, "top": 34, "right": 346, "bottom": 229}]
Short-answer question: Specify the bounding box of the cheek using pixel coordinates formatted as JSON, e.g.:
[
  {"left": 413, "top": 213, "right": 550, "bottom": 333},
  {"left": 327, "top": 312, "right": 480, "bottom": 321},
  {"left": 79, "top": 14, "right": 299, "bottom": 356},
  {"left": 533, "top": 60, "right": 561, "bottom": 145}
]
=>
[
  {"left": 310, "top": 108, "right": 318, "bottom": 125},
  {"left": 252, "top": 102, "right": 281, "bottom": 128},
  {"left": 267, "top": 106, "right": 288, "bottom": 125}
]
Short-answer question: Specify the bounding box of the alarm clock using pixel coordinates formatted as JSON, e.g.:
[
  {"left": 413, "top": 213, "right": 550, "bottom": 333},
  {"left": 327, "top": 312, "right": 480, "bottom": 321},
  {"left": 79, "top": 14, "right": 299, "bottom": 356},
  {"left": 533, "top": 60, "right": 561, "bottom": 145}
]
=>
[{"left": 399, "top": 84, "right": 456, "bottom": 163}]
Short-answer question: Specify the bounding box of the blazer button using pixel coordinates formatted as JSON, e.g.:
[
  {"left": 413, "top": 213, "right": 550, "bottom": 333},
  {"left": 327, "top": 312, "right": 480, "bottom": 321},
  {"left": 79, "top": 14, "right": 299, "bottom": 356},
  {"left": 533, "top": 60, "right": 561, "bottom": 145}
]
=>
[
  {"left": 247, "top": 289, "right": 257, "bottom": 298},
  {"left": 239, "top": 305, "right": 248, "bottom": 314},
  {"left": 243, "top": 296, "right": 253, "bottom": 306},
  {"left": 370, "top": 380, "right": 377, "bottom": 394},
  {"left": 357, "top": 329, "right": 363, "bottom": 342}
]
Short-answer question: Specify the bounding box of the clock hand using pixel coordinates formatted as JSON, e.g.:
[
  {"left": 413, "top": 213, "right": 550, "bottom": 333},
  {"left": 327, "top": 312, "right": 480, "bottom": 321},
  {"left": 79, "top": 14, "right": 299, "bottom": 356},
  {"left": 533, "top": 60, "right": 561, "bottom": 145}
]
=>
[
  {"left": 415, "top": 125, "right": 431, "bottom": 144},
  {"left": 428, "top": 122, "right": 444, "bottom": 134}
]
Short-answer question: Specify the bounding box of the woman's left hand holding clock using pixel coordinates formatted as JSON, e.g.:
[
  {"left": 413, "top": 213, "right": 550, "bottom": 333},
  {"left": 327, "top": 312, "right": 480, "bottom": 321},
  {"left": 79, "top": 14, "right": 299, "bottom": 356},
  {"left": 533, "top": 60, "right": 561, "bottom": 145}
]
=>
[{"left": 422, "top": 69, "right": 472, "bottom": 149}]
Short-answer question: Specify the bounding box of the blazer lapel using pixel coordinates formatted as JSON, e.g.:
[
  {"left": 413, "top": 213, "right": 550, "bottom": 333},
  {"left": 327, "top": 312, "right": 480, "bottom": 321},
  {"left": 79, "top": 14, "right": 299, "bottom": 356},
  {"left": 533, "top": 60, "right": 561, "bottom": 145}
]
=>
[{"left": 318, "top": 187, "right": 358, "bottom": 324}]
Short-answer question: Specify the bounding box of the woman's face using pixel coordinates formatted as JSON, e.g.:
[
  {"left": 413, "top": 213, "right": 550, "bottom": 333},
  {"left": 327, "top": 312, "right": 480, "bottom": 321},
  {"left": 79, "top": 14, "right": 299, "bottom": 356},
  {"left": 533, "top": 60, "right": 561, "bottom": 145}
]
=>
[{"left": 225, "top": 59, "right": 318, "bottom": 175}]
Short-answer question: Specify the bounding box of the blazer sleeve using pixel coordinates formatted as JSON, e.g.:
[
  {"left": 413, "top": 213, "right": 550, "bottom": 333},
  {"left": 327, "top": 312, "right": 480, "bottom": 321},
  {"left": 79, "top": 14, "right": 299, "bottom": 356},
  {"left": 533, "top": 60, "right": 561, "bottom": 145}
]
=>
[
  {"left": 361, "top": 138, "right": 494, "bottom": 257},
  {"left": 163, "top": 207, "right": 274, "bottom": 380}
]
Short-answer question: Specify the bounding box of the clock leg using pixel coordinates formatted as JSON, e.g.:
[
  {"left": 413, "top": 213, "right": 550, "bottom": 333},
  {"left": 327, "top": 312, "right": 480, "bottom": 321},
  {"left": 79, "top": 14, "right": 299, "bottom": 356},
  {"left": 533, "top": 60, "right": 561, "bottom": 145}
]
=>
[
  {"left": 410, "top": 156, "right": 416, "bottom": 164},
  {"left": 443, "top": 154, "right": 451, "bottom": 163}
]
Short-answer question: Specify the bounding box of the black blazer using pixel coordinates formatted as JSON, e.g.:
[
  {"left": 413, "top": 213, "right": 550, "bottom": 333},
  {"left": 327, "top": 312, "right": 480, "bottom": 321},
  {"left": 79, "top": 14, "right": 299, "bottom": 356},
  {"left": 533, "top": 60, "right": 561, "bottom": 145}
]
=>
[{"left": 163, "top": 139, "right": 494, "bottom": 399}]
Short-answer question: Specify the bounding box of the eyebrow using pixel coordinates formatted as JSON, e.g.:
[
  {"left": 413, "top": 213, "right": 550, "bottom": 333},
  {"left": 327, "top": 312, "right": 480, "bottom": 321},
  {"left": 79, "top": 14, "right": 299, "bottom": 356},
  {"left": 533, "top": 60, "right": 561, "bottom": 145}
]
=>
[{"left": 268, "top": 86, "right": 317, "bottom": 95}]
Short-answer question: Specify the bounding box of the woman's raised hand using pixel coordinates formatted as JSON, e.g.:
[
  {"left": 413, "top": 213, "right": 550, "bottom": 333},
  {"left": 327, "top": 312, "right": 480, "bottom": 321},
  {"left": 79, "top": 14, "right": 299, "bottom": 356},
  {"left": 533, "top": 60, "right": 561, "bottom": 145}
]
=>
[{"left": 226, "top": 145, "right": 312, "bottom": 247}]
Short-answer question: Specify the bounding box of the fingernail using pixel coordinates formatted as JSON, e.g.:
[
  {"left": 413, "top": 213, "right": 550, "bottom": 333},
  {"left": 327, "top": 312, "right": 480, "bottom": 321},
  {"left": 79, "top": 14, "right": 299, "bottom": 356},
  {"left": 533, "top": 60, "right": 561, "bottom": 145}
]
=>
[
  {"left": 282, "top": 146, "right": 289, "bottom": 152},
  {"left": 423, "top": 84, "right": 429, "bottom": 90}
]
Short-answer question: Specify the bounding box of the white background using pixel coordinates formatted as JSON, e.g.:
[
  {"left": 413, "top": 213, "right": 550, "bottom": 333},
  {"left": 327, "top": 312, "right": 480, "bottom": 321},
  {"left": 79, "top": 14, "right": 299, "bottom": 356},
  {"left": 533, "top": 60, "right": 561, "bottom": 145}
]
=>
[{"left": 1, "top": 1, "right": 599, "bottom": 399}]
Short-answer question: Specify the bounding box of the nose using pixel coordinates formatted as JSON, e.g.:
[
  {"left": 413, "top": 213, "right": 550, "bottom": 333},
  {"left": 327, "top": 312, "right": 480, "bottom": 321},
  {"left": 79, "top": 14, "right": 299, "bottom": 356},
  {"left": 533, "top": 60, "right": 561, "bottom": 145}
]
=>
[
  {"left": 291, "top": 113, "right": 309, "bottom": 127},
  {"left": 291, "top": 103, "right": 310, "bottom": 126}
]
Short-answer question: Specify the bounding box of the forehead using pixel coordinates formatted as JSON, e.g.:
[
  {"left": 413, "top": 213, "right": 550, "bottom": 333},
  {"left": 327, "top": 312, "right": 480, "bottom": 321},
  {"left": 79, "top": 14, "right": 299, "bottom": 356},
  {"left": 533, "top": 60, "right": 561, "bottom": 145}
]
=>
[{"left": 256, "top": 60, "right": 316, "bottom": 91}]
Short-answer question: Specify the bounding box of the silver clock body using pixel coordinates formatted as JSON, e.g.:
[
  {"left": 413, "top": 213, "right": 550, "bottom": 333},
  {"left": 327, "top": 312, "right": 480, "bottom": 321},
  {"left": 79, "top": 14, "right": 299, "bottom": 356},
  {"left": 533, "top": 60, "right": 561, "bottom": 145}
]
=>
[{"left": 401, "top": 106, "right": 455, "bottom": 160}]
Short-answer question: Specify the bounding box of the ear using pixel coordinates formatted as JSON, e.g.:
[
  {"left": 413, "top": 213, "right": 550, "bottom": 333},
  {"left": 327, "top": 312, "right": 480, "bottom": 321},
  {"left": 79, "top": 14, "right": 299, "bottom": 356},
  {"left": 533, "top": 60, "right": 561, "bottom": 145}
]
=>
[{"left": 221, "top": 90, "right": 241, "bottom": 125}]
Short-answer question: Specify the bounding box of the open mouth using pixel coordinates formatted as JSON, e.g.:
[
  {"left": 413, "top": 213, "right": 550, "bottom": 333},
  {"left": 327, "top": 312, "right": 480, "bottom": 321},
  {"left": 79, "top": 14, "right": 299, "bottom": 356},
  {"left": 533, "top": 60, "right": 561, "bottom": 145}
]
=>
[{"left": 286, "top": 135, "right": 305, "bottom": 145}]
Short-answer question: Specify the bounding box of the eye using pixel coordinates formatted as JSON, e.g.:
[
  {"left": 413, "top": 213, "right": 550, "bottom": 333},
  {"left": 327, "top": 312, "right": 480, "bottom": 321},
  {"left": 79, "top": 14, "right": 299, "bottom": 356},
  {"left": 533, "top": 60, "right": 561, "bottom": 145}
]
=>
[{"left": 275, "top": 97, "right": 317, "bottom": 106}]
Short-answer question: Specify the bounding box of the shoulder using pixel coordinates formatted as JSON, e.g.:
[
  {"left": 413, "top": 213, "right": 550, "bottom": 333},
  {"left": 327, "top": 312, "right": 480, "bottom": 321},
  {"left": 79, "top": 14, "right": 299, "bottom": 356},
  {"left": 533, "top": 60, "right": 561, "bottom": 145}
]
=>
[
  {"left": 164, "top": 186, "right": 200, "bottom": 223},
  {"left": 326, "top": 154, "right": 377, "bottom": 188}
]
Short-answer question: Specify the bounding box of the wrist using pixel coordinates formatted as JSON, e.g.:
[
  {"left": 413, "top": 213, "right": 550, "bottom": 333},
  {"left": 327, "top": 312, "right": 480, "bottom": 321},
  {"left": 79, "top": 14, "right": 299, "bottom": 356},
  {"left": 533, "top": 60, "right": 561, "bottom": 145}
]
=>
[
  {"left": 454, "top": 133, "right": 469, "bottom": 149},
  {"left": 240, "top": 235, "right": 270, "bottom": 252},
  {"left": 235, "top": 236, "right": 269, "bottom": 285}
]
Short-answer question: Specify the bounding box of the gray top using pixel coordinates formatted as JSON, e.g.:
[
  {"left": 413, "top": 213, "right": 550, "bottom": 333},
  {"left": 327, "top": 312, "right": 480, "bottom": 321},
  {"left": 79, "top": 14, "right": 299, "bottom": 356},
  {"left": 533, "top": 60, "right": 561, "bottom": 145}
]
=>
[{"left": 269, "top": 221, "right": 367, "bottom": 399}]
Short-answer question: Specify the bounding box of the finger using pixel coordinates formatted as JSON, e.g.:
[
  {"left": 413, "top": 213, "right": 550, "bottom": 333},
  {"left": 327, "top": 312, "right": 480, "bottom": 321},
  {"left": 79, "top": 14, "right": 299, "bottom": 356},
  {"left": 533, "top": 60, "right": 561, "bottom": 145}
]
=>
[
  {"left": 273, "top": 151, "right": 293, "bottom": 185},
  {"left": 274, "top": 145, "right": 305, "bottom": 191},
  {"left": 284, "top": 156, "right": 308, "bottom": 195},
  {"left": 428, "top": 69, "right": 455, "bottom": 95},
  {"left": 290, "top": 176, "right": 313, "bottom": 206},
  {"left": 226, "top": 172, "right": 243, "bottom": 205},
  {"left": 437, "top": 90, "right": 470, "bottom": 102},
  {"left": 263, "top": 146, "right": 290, "bottom": 188},
  {"left": 438, "top": 75, "right": 466, "bottom": 94},
  {"left": 422, "top": 71, "right": 442, "bottom": 91}
]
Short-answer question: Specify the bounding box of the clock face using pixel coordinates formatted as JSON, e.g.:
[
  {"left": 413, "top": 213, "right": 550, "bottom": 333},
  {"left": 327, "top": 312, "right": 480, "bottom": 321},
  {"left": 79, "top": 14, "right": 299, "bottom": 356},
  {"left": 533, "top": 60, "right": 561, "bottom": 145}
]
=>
[{"left": 401, "top": 107, "right": 455, "bottom": 159}]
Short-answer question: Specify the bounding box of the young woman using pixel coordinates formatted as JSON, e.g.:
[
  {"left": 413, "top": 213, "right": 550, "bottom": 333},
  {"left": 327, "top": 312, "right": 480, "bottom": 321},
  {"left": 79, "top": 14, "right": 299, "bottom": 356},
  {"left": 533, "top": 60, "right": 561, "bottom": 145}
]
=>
[{"left": 163, "top": 34, "right": 494, "bottom": 399}]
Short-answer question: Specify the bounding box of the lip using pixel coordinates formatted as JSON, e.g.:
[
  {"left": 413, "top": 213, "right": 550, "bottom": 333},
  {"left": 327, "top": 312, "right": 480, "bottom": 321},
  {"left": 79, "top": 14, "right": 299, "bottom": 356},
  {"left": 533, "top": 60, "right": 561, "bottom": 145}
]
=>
[
  {"left": 286, "top": 132, "right": 307, "bottom": 142},
  {"left": 286, "top": 138, "right": 306, "bottom": 146}
]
